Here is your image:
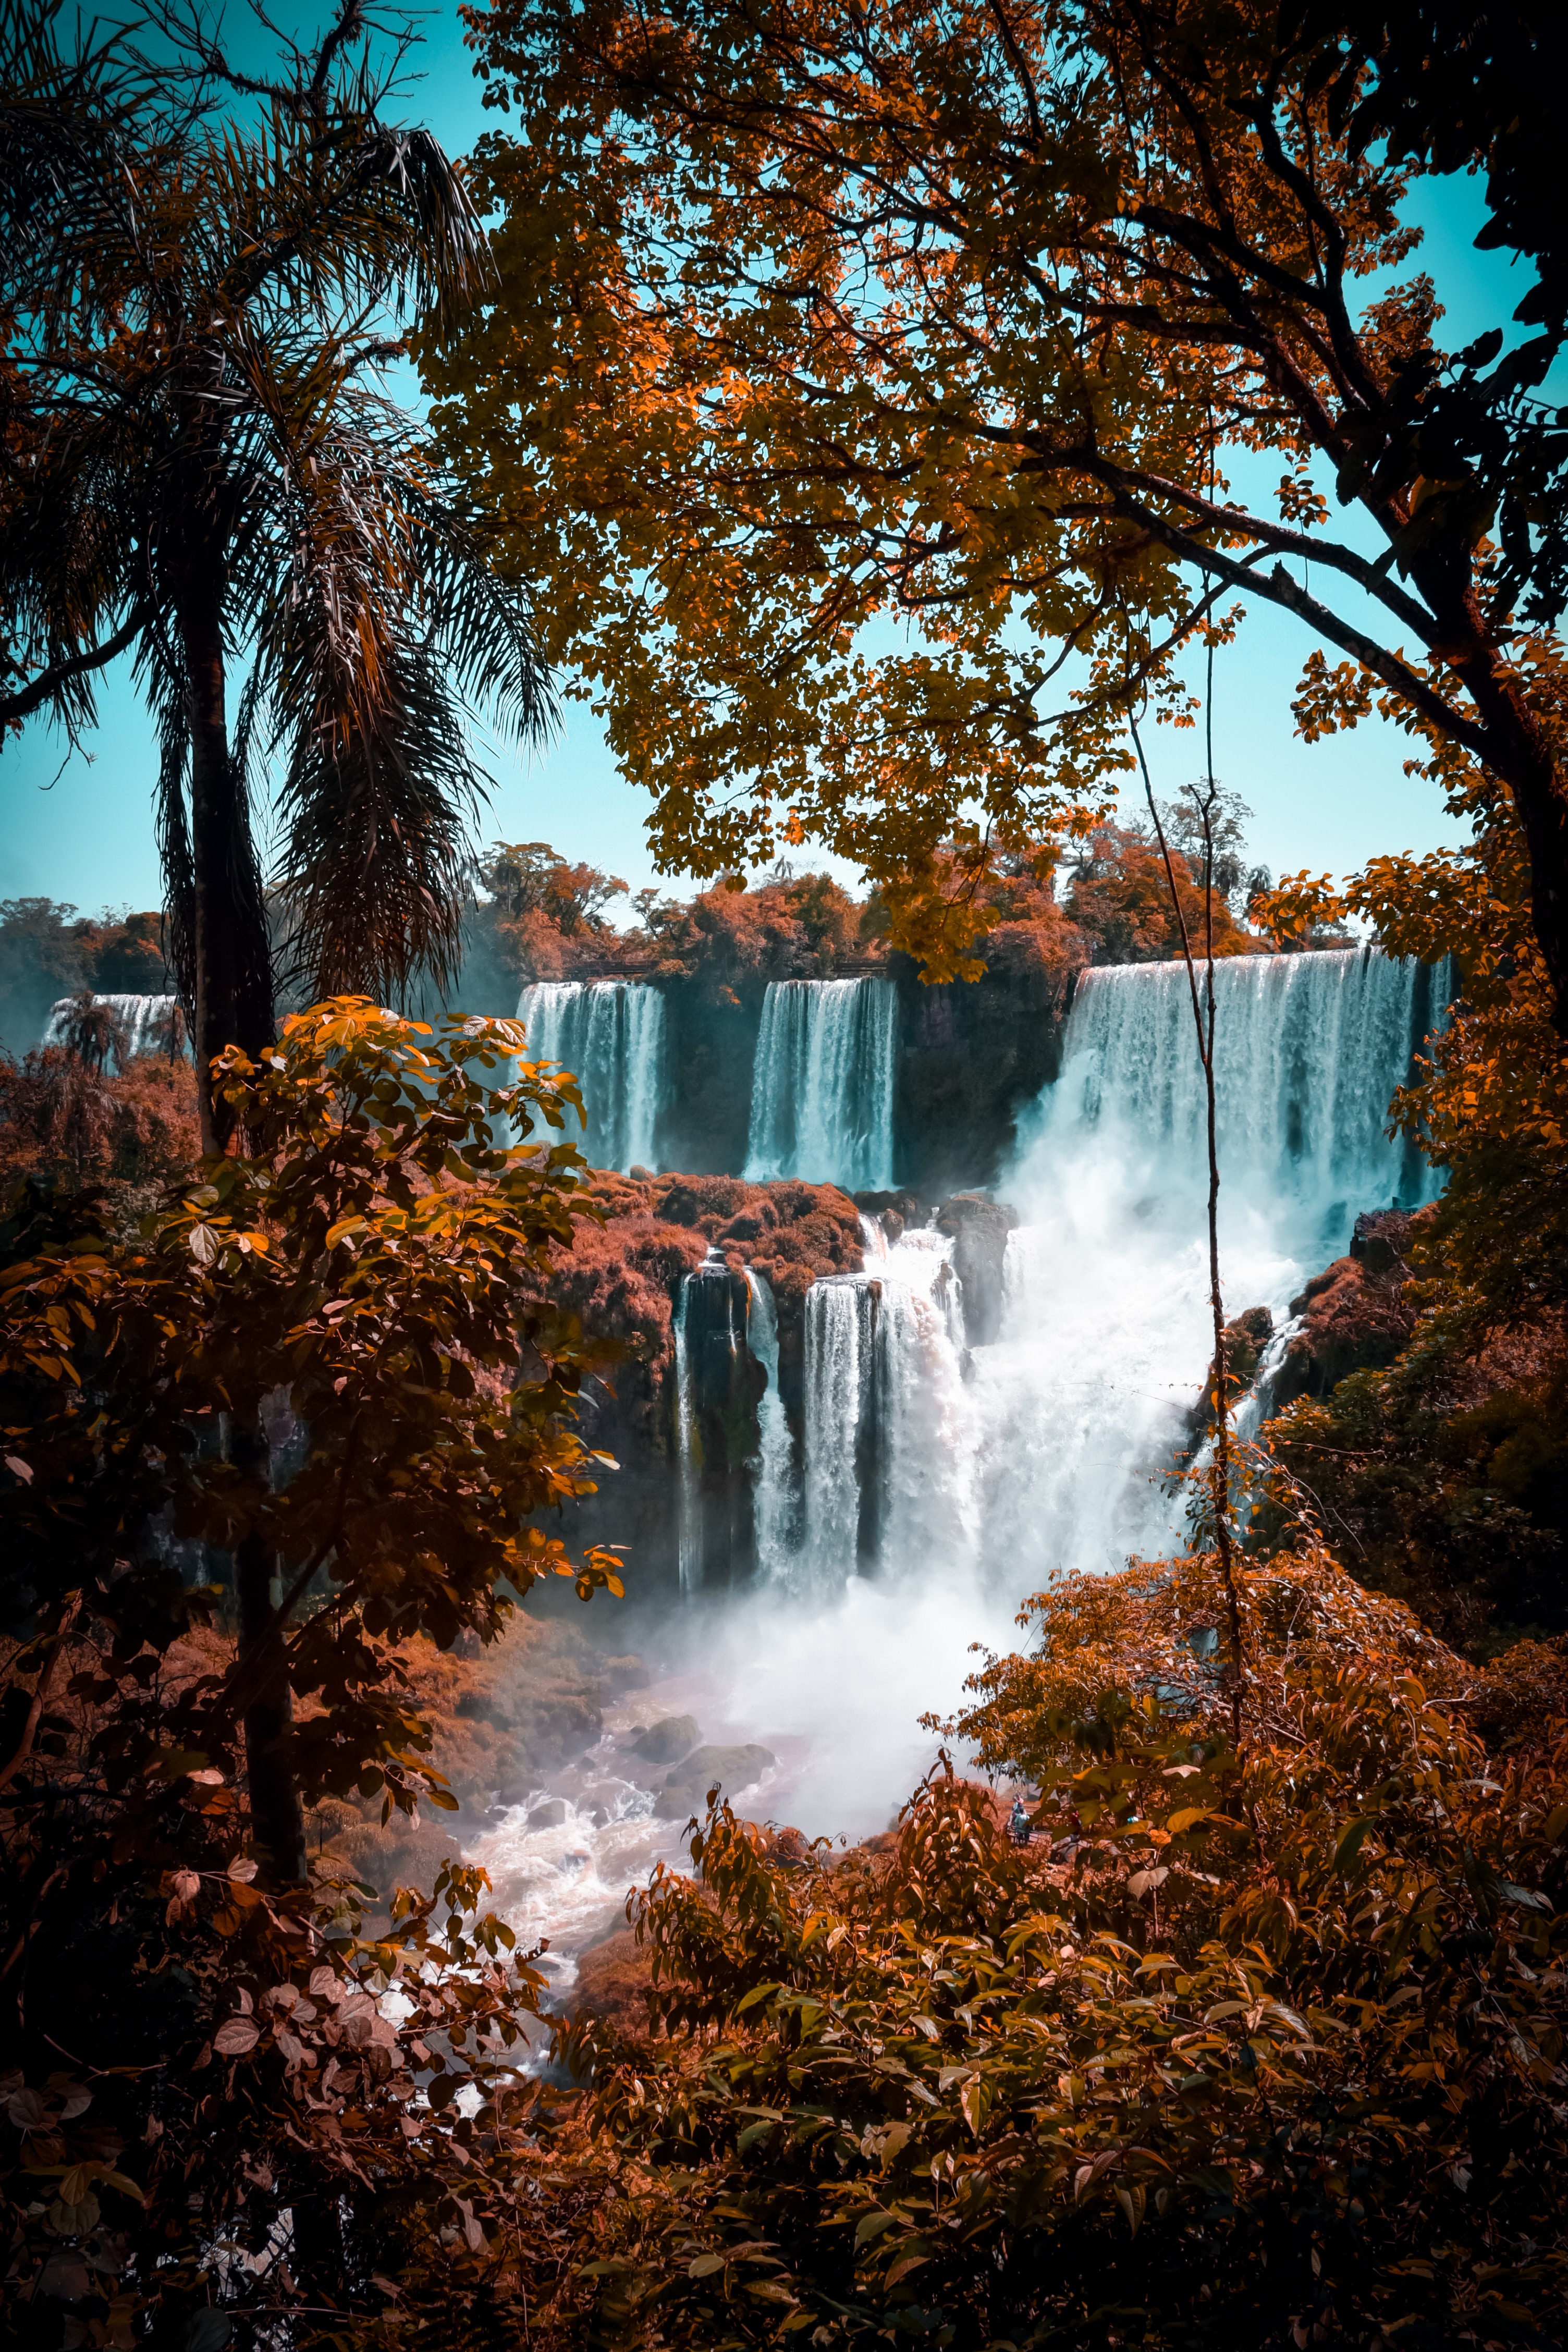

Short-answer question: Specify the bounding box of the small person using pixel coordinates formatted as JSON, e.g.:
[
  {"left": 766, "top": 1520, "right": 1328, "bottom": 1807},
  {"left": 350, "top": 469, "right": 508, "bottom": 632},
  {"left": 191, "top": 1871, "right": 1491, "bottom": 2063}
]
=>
[{"left": 1008, "top": 1797, "right": 1032, "bottom": 1847}]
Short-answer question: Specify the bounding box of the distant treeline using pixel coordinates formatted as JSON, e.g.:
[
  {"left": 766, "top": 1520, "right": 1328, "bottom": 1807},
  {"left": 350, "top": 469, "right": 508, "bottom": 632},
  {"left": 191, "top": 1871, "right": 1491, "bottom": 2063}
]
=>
[
  {"left": 1, "top": 804, "right": 1327, "bottom": 1051},
  {"left": 0, "top": 899, "right": 172, "bottom": 1055}
]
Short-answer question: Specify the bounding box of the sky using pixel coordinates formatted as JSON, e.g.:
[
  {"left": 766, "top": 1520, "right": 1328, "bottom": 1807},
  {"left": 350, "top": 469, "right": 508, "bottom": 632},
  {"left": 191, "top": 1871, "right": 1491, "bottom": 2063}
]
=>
[{"left": 1, "top": 7, "right": 1540, "bottom": 927}]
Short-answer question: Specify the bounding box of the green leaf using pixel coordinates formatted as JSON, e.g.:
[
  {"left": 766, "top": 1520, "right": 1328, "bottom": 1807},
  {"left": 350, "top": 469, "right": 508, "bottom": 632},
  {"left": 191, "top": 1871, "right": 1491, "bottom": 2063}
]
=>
[{"left": 1335, "top": 1818, "right": 1373, "bottom": 1873}]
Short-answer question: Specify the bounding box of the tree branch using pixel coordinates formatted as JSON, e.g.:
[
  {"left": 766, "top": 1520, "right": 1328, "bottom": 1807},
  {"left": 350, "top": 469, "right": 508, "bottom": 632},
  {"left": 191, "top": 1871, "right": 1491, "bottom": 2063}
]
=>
[{"left": 0, "top": 605, "right": 151, "bottom": 731}]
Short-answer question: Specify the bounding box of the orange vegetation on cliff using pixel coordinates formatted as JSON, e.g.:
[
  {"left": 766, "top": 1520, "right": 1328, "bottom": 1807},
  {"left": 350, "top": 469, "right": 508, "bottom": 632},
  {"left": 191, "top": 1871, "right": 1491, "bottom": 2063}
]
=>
[{"left": 0, "top": 1044, "right": 200, "bottom": 1189}]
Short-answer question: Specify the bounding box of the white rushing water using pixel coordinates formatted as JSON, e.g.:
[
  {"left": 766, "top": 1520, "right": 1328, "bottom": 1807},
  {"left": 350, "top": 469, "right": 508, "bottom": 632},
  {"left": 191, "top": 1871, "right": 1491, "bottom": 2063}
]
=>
[
  {"left": 744, "top": 1268, "right": 797, "bottom": 1578},
  {"left": 44, "top": 991, "right": 185, "bottom": 1068},
  {"left": 516, "top": 979, "right": 666, "bottom": 1170},
  {"left": 735, "top": 946, "right": 1437, "bottom": 1591},
  {"left": 744, "top": 976, "right": 897, "bottom": 1190},
  {"left": 969, "top": 945, "right": 1441, "bottom": 1578},
  {"left": 470, "top": 945, "right": 1444, "bottom": 1994}
]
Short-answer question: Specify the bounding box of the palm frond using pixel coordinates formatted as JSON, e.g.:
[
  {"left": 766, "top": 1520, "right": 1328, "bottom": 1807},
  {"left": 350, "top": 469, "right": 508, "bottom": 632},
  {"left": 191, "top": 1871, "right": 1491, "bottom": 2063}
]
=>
[{"left": 271, "top": 627, "right": 481, "bottom": 1003}]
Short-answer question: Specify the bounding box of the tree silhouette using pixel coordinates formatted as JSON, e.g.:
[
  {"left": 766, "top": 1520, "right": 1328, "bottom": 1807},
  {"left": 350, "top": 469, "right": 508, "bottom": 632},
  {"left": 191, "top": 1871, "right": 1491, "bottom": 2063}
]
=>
[{"left": 0, "top": 2, "right": 553, "bottom": 1142}]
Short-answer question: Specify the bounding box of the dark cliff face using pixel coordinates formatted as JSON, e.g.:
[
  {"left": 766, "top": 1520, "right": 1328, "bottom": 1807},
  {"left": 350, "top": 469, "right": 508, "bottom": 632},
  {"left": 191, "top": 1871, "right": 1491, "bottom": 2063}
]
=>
[
  {"left": 533, "top": 1172, "right": 865, "bottom": 1588},
  {"left": 891, "top": 944, "right": 1079, "bottom": 1198},
  {"left": 654, "top": 987, "right": 764, "bottom": 1174},
  {"left": 622, "top": 954, "right": 1075, "bottom": 1193}
]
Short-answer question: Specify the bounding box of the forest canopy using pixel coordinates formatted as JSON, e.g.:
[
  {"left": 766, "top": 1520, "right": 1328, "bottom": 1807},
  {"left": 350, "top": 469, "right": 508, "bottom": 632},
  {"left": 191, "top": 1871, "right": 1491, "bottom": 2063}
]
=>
[{"left": 425, "top": 0, "right": 1568, "bottom": 999}]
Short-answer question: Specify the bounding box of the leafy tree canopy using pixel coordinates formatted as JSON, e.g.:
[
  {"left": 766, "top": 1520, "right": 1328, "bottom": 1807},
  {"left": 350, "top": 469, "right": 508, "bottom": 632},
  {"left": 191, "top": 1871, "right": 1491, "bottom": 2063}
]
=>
[
  {"left": 423, "top": 0, "right": 1568, "bottom": 1002},
  {"left": 2, "top": 997, "right": 622, "bottom": 1880}
]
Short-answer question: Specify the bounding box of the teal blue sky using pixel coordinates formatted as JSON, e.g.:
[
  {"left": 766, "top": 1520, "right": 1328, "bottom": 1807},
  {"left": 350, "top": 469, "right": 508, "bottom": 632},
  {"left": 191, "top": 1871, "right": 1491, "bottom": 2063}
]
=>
[{"left": 1, "top": 10, "right": 1539, "bottom": 929}]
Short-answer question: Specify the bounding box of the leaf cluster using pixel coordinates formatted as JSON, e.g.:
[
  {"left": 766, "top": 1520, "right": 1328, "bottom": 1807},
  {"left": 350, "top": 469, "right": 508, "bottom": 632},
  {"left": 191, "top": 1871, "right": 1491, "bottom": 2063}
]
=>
[
  {"left": 423, "top": 0, "right": 1566, "bottom": 975},
  {"left": 568, "top": 1551, "right": 1568, "bottom": 2350},
  {"left": 0, "top": 996, "right": 634, "bottom": 2343},
  {"left": 1, "top": 997, "right": 622, "bottom": 1820}
]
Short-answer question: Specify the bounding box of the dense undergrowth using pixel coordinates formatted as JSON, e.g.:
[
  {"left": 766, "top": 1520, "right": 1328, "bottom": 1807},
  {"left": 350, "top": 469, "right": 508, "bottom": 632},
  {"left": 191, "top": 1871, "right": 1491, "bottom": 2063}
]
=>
[{"left": 564, "top": 1550, "right": 1568, "bottom": 2351}]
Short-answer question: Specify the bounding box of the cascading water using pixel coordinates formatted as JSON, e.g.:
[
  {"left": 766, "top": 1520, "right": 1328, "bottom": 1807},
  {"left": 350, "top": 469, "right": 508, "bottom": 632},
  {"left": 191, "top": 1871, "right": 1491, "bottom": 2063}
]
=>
[
  {"left": 966, "top": 945, "right": 1443, "bottom": 1579},
  {"left": 44, "top": 991, "right": 185, "bottom": 1068},
  {"left": 672, "top": 1276, "right": 702, "bottom": 1596},
  {"left": 776, "top": 947, "right": 1442, "bottom": 1590},
  {"left": 798, "top": 1224, "right": 972, "bottom": 1586},
  {"left": 467, "top": 944, "right": 1449, "bottom": 1993},
  {"left": 743, "top": 1268, "right": 797, "bottom": 1577},
  {"left": 744, "top": 977, "right": 897, "bottom": 1190},
  {"left": 515, "top": 979, "right": 666, "bottom": 1170},
  {"left": 1055, "top": 946, "right": 1442, "bottom": 1235}
]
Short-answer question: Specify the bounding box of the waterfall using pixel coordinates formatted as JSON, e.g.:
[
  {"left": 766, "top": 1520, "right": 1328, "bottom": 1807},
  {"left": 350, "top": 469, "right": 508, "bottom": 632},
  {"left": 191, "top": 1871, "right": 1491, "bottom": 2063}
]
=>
[
  {"left": 672, "top": 1277, "right": 702, "bottom": 1595},
  {"left": 782, "top": 947, "right": 1444, "bottom": 1591},
  {"left": 744, "top": 977, "right": 897, "bottom": 1189},
  {"left": 743, "top": 1268, "right": 797, "bottom": 1578},
  {"left": 969, "top": 946, "right": 1443, "bottom": 1578},
  {"left": 44, "top": 992, "right": 185, "bottom": 1069},
  {"left": 1051, "top": 946, "right": 1442, "bottom": 1236},
  {"left": 803, "top": 1278, "right": 875, "bottom": 1575},
  {"left": 798, "top": 1228, "right": 972, "bottom": 1584},
  {"left": 516, "top": 979, "right": 666, "bottom": 1170}
]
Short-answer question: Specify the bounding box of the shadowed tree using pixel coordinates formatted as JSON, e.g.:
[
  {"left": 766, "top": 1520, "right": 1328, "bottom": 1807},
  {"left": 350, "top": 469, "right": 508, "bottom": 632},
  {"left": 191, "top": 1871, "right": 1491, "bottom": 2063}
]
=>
[{"left": 0, "top": 2, "right": 553, "bottom": 1145}]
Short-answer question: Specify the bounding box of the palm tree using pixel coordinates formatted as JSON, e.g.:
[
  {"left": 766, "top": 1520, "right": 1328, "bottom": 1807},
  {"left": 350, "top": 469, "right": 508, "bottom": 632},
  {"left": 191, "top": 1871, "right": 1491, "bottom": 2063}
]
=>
[{"left": 0, "top": 2, "right": 553, "bottom": 1147}]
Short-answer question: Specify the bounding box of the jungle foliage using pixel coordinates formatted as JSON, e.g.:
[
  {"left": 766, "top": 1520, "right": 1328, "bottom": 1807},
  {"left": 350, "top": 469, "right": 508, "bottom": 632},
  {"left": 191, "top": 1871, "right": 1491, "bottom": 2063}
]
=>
[
  {"left": 560, "top": 1549, "right": 1568, "bottom": 2352},
  {"left": 0, "top": 1000, "right": 632, "bottom": 2342}
]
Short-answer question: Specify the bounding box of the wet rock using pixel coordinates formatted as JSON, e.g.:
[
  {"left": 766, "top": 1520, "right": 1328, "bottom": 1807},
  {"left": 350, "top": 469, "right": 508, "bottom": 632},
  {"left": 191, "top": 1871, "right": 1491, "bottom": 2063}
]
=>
[
  {"left": 655, "top": 1741, "right": 776, "bottom": 1818},
  {"left": 527, "top": 1797, "right": 568, "bottom": 1829},
  {"left": 1271, "top": 1256, "right": 1417, "bottom": 1411},
  {"left": 633, "top": 1713, "right": 701, "bottom": 1765},
  {"left": 854, "top": 1189, "right": 928, "bottom": 1245},
  {"left": 579, "top": 1781, "right": 630, "bottom": 1827},
  {"left": 1186, "top": 1305, "right": 1275, "bottom": 1447},
  {"left": 1350, "top": 1206, "right": 1416, "bottom": 1279},
  {"left": 935, "top": 1193, "right": 1020, "bottom": 1345}
]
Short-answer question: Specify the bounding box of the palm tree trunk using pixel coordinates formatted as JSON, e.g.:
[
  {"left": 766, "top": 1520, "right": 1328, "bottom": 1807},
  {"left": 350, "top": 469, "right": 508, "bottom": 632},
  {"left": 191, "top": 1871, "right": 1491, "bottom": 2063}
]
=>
[
  {"left": 177, "top": 578, "right": 303, "bottom": 1877},
  {"left": 176, "top": 578, "right": 274, "bottom": 1154}
]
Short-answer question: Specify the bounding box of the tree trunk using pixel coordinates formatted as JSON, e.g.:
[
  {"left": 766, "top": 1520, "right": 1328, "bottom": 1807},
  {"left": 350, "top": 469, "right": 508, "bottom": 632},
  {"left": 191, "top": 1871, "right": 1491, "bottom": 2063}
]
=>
[
  {"left": 176, "top": 578, "right": 275, "bottom": 1151},
  {"left": 231, "top": 1416, "right": 308, "bottom": 1885}
]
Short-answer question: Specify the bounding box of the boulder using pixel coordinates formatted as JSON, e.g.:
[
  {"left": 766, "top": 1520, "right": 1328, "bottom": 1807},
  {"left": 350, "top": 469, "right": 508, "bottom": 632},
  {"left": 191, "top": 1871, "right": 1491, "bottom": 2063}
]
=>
[
  {"left": 1186, "top": 1305, "right": 1274, "bottom": 1445},
  {"left": 571, "top": 1926, "right": 653, "bottom": 2040},
  {"left": 1270, "top": 1255, "right": 1417, "bottom": 1412},
  {"left": 935, "top": 1193, "right": 1020, "bottom": 1345},
  {"left": 1351, "top": 1206, "right": 1416, "bottom": 1279},
  {"left": 527, "top": 1797, "right": 568, "bottom": 1830},
  {"left": 579, "top": 1782, "right": 628, "bottom": 1827},
  {"left": 632, "top": 1713, "right": 701, "bottom": 1765},
  {"left": 655, "top": 1741, "right": 776, "bottom": 1818},
  {"left": 854, "top": 1189, "right": 928, "bottom": 1245}
]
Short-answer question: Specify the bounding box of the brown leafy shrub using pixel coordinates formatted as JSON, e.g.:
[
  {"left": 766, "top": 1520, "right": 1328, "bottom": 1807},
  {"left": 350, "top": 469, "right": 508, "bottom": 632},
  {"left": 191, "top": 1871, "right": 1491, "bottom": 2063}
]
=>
[
  {"left": 559, "top": 1550, "right": 1568, "bottom": 2352},
  {"left": 0, "top": 1043, "right": 199, "bottom": 1190}
]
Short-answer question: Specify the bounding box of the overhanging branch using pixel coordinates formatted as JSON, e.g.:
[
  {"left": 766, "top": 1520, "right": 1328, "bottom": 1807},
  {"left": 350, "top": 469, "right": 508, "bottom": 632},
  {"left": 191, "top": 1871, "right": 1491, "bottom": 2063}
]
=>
[{"left": 0, "top": 604, "right": 151, "bottom": 732}]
